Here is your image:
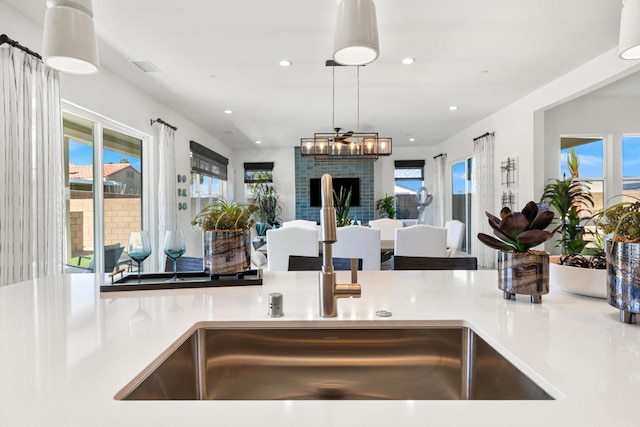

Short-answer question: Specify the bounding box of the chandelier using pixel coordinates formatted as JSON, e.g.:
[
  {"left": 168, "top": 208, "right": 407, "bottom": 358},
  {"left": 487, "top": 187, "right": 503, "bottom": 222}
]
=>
[{"left": 300, "top": 64, "right": 392, "bottom": 162}]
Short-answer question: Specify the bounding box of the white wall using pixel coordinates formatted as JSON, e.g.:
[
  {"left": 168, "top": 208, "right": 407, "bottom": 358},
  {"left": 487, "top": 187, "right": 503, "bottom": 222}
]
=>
[
  {"left": 431, "top": 48, "right": 640, "bottom": 223},
  {"left": 1, "top": 2, "right": 231, "bottom": 263}
]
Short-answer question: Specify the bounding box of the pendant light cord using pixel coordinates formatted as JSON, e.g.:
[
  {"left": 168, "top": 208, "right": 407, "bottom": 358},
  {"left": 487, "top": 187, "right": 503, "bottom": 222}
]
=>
[
  {"left": 332, "top": 65, "right": 336, "bottom": 132},
  {"left": 357, "top": 66, "right": 360, "bottom": 132}
]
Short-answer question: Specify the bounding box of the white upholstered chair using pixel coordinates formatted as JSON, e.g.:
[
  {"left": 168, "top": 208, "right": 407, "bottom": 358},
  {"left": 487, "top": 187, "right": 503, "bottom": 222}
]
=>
[
  {"left": 282, "top": 219, "right": 320, "bottom": 240},
  {"left": 266, "top": 226, "right": 319, "bottom": 271},
  {"left": 394, "top": 224, "right": 448, "bottom": 257},
  {"left": 368, "top": 218, "right": 404, "bottom": 241},
  {"left": 333, "top": 226, "right": 381, "bottom": 271},
  {"left": 282, "top": 219, "right": 318, "bottom": 230},
  {"left": 445, "top": 220, "right": 466, "bottom": 254}
]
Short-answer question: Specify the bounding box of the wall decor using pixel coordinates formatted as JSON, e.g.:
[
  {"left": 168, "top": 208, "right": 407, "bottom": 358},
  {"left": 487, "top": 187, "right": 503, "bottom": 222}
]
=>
[
  {"left": 501, "top": 157, "right": 517, "bottom": 187},
  {"left": 501, "top": 191, "right": 517, "bottom": 212}
]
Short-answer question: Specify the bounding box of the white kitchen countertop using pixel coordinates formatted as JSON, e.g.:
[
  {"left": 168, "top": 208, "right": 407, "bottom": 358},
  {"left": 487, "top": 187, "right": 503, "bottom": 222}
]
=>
[{"left": 0, "top": 270, "right": 638, "bottom": 427}]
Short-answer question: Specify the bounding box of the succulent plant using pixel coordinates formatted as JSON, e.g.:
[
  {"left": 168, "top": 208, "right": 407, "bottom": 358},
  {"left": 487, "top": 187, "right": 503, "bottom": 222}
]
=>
[
  {"left": 596, "top": 199, "right": 640, "bottom": 243},
  {"left": 477, "top": 201, "right": 559, "bottom": 253},
  {"left": 192, "top": 198, "right": 257, "bottom": 231}
]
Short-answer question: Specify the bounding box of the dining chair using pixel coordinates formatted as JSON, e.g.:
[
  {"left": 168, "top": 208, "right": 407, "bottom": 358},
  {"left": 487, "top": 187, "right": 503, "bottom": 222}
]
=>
[
  {"left": 282, "top": 219, "right": 321, "bottom": 240},
  {"left": 66, "top": 243, "right": 125, "bottom": 273},
  {"left": 392, "top": 255, "right": 478, "bottom": 270},
  {"left": 445, "top": 220, "right": 466, "bottom": 254},
  {"left": 368, "top": 218, "right": 404, "bottom": 241},
  {"left": 266, "top": 226, "right": 319, "bottom": 271},
  {"left": 288, "top": 256, "right": 362, "bottom": 271},
  {"left": 394, "top": 224, "right": 448, "bottom": 257},
  {"left": 164, "top": 256, "right": 204, "bottom": 272},
  {"left": 333, "top": 225, "right": 381, "bottom": 270},
  {"left": 282, "top": 219, "right": 318, "bottom": 229}
]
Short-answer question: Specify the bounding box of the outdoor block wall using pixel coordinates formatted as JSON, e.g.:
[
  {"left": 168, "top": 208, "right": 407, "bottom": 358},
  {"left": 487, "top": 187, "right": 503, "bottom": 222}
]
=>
[
  {"left": 294, "top": 147, "right": 374, "bottom": 224},
  {"left": 69, "top": 196, "right": 141, "bottom": 253}
]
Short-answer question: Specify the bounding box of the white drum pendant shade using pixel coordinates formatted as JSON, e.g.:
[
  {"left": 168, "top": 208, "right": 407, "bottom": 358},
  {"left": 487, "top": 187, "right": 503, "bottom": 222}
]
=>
[
  {"left": 43, "top": 0, "right": 99, "bottom": 74},
  {"left": 333, "top": 0, "right": 379, "bottom": 66},
  {"left": 619, "top": 0, "right": 640, "bottom": 59}
]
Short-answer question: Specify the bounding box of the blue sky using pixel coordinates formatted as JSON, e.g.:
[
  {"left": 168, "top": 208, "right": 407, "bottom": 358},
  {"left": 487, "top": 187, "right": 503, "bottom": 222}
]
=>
[{"left": 69, "top": 140, "right": 141, "bottom": 172}]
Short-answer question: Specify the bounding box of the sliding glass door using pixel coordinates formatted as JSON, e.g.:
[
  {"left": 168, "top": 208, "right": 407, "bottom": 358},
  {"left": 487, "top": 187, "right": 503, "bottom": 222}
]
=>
[
  {"left": 64, "top": 110, "right": 147, "bottom": 274},
  {"left": 451, "top": 158, "right": 473, "bottom": 253}
]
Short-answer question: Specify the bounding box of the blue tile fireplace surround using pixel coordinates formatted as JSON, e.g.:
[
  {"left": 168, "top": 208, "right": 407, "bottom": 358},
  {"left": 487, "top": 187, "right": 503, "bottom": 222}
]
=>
[{"left": 294, "top": 147, "right": 374, "bottom": 224}]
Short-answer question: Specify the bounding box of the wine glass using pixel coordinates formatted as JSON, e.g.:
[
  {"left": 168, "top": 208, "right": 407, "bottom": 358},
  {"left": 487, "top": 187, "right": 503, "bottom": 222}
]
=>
[
  {"left": 164, "top": 230, "right": 186, "bottom": 282},
  {"left": 127, "top": 231, "right": 152, "bottom": 283}
]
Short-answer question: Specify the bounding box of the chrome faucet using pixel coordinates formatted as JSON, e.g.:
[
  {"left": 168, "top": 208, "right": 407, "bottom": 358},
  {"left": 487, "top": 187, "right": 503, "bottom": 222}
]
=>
[{"left": 319, "top": 174, "right": 361, "bottom": 317}]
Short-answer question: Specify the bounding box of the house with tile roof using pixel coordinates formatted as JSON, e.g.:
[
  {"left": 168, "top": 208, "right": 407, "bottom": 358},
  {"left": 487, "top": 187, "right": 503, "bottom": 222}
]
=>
[{"left": 69, "top": 163, "right": 141, "bottom": 195}]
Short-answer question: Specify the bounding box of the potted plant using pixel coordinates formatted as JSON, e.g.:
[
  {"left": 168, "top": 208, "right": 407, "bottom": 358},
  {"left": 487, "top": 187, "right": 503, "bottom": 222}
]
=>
[
  {"left": 249, "top": 173, "right": 283, "bottom": 237},
  {"left": 334, "top": 186, "right": 353, "bottom": 227},
  {"left": 375, "top": 194, "right": 396, "bottom": 219},
  {"left": 477, "top": 201, "right": 558, "bottom": 303},
  {"left": 595, "top": 198, "right": 640, "bottom": 323},
  {"left": 192, "top": 199, "right": 257, "bottom": 275},
  {"left": 541, "top": 177, "right": 606, "bottom": 298}
]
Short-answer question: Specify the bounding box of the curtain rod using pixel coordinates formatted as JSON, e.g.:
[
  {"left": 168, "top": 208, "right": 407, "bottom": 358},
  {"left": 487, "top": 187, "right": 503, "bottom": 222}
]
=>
[
  {"left": 150, "top": 118, "right": 177, "bottom": 131},
  {"left": 433, "top": 153, "right": 446, "bottom": 159},
  {"left": 473, "top": 131, "right": 494, "bottom": 141},
  {"left": 0, "top": 34, "right": 42, "bottom": 61}
]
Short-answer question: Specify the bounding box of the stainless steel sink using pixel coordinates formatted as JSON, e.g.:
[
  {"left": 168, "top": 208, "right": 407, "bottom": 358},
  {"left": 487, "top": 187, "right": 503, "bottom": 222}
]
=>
[{"left": 116, "top": 325, "right": 553, "bottom": 400}]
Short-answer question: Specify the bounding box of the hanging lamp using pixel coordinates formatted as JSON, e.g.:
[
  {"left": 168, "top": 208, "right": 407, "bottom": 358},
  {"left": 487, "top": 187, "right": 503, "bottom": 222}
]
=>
[
  {"left": 300, "top": 64, "right": 391, "bottom": 162},
  {"left": 43, "top": 0, "right": 99, "bottom": 74},
  {"left": 333, "top": 0, "right": 379, "bottom": 66},
  {"left": 619, "top": 0, "right": 640, "bottom": 59}
]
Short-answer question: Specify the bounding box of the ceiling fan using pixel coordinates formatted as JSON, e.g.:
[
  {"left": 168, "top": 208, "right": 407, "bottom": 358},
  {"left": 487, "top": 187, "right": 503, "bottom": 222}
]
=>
[{"left": 332, "top": 128, "right": 354, "bottom": 143}]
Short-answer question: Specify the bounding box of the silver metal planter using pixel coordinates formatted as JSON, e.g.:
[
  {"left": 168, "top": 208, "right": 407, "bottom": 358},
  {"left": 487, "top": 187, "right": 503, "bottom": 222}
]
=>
[
  {"left": 606, "top": 240, "right": 640, "bottom": 324},
  {"left": 498, "top": 251, "right": 549, "bottom": 303},
  {"left": 203, "top": 230, "right": 251, "bottom": 275}
]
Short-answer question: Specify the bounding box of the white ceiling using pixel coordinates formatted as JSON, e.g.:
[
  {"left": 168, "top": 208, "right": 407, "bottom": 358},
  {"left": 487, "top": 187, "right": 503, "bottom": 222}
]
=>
[{"left": 5, "top": 0, "right": 624, "bottom": 150}]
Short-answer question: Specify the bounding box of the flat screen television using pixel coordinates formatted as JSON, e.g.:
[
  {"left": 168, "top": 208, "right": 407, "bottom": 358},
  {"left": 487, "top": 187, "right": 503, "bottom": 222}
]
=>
[{"left": 309, "top": 177, "right": 361, "bottom": 207}]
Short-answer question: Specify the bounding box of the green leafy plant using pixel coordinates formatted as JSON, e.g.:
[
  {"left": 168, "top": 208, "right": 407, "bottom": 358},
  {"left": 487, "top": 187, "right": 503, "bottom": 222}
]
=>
[
  {"left": 596, "top": 198, "right": 640, "bottom": 243},
  {"left": 540, "top": 177, "right": 594, "bottom": 256},
  {"left": 477, "top": 201, "right": 558, "bottom": 253},
  {"left": 375, "top": 194, "right": 396, "bottom": 219},
  {"left": 566, "top": 147, "right": 580, "bottom": 178},
  {"left": 249, "top": 172, "right": 283, "bottom": 230},
  {"left": 333, "top": 186, "right": 353, "bottom": 227},
  {"left": 192, "top": 199, "right": 257, "bottom": 231}
]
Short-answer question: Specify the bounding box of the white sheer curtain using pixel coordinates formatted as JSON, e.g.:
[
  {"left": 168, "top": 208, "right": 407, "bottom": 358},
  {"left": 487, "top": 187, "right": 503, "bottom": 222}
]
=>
[
  {"left": 1, "top": 47, "right": 64, "bottom": 286},
  {"left": 471, "top": 132, "right": 496, "bottom": 269},
  {"left": 432, "top": 154, "right": 447, "bottom": 227},
  {"left": 156, "top": 122, "right": 177, "bottom": 267}
]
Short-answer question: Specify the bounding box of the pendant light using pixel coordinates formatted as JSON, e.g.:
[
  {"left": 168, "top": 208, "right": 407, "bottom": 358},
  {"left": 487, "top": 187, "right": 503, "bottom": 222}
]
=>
[
  {"left": 333, "top": 0, "right": 379, "bottom": 66},
  {"left": 619, "top": 0, "right": 640, "bottom": 60},
  {"left": 43, "top": 0, "right": 99, "bottom": 74}
]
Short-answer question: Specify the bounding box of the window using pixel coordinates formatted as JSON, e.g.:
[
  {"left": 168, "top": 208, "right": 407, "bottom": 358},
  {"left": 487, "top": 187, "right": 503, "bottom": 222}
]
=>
[
  {"left": 451, "top": 158, "right": 473, "bottom": 253},
  {"left": 190, "top": 141, "right": 227, "bottom": 214},
  {"left": 394, "top": 160, "right": 425, "bottom": 219},
  {"left": 244, "top": 162, "right": 274, "bottom": 202},
  {"left": 622, "top": 135, "right": 640, "bottom": 201},
  {"left": 560, "top": 137, "right": 604, "bottom": 214}
]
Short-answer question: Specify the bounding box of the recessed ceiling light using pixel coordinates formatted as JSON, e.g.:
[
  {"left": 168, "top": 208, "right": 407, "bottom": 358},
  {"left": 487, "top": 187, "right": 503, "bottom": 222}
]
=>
[
  {"left": 449, "top": 106, "right": 458, "bottom": 111},
  {"left": 402, "top": 57, "right": 416, "bottom": 65},
  {"left": 409, "top": 137, "right": 416, "bottom": 142},
  {"left": 224, "top": 109, "right": 233, "bottom": 114},
  {"left": 255, "top": 140, "right": 262, "bottom": 144},
  {"left": 279, "top": 60, "right": 292, "bottom": 67}
]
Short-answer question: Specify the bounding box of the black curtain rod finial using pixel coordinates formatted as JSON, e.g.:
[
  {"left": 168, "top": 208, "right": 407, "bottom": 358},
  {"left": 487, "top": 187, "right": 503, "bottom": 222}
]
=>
[
  {"left": 0, "top": 34, "right": 43, "bottom": 61},
  {"left": 433, "top": 153, "right": 446, "bottom": 160},
  {"left": 473, "top": 131, "right": 495, "bottom": 142}
]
